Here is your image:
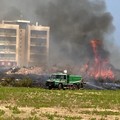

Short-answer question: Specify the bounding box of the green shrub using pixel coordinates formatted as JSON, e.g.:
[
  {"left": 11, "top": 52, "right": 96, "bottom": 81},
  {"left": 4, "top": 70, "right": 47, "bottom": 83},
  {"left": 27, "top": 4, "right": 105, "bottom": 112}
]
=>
[
  {"left": 14, "top": 78, "right": 33, "bottom": 87},
  {"left": 0, "top": 77, "right": 15, "bottom": 86},
  {"left": 0, "top": 77, "right": 33, "bottom": 87},
  {"left": 12, "top": 106, "right": 21, "bottom": 114},
  {"left": 0, "top": 109, "right": 5, "bottom": 116}
]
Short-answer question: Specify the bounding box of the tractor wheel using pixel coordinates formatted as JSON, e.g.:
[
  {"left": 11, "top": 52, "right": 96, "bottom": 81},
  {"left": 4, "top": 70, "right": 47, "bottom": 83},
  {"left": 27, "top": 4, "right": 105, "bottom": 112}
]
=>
[
  {"left": 48, "top": 86, "right": 52, "bottom": 90},
  {"left": 77, "top": 84, "right": 80, "bottom": 89},
  {"left": 80, "top": 83, "right": 84, "bottom": 88},
  {"left": 78, "top": 83, "right": 84, "bottom": 89},
  {"left": 58, "top": 83, "right": 63, "bottom": 90}
]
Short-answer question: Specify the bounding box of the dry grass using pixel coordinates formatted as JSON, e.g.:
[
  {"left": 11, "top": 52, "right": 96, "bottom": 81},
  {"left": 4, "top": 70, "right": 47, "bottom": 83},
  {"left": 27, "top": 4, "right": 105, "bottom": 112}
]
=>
[{"left": 0, "top": 87, "right": 119, "bottom": 120}]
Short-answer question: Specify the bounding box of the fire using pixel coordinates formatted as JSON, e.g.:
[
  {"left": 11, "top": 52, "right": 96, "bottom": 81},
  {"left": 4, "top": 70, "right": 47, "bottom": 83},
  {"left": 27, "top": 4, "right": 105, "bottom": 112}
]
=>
[{"left": 83, "top": 39, "right": 114, "bottom": 80}]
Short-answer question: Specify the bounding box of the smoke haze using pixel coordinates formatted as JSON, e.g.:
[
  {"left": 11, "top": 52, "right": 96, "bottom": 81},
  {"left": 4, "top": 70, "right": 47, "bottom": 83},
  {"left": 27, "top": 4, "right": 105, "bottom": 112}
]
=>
[{"left": 0, "top": 0, "right": 119, "bottom": 68}]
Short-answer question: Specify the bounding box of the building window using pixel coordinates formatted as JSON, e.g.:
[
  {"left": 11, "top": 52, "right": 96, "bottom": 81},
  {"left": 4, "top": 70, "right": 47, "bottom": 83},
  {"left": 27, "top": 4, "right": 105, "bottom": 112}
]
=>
[
  {"left": 8, "top": 62, "right": 11, "bottom": 66},
  {"left": 2, "top": 62, "right": 4, "bottom": 65}
]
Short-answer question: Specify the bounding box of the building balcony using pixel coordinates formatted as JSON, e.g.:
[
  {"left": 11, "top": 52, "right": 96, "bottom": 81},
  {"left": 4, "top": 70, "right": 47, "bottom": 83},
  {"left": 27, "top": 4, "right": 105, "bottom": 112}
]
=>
[
  {"left": 0, "top": 58, "right": 16, "bottom": 61},
  {"left": 0, "top": 51, "right": 16, "bottom": 54},
  {"left": 0, "top": 43, "right": 16, "bottom": 46},
  {"left": 30, "top": 44, "right": 46, "bottom": 47},
  {"left": 0, "top": 34, "right": 16, "bottom": 37},
  {"left": 30, "top": 35, "right": 47, "bottom": 39},
  {"left": 30, "top": 52, "right": 47, "bottom": 56}
]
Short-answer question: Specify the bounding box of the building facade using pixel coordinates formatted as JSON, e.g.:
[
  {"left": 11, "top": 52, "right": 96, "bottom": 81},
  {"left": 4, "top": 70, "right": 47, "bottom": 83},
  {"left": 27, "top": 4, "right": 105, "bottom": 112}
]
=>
[{"left": 0, "top": 20, "right": 50, "bottom": 67}]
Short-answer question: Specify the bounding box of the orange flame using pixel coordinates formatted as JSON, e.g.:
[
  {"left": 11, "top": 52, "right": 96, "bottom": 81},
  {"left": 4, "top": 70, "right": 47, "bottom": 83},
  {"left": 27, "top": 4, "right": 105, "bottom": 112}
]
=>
[{"left": 83, "top": 39, "right": 114, "bottom": 80}]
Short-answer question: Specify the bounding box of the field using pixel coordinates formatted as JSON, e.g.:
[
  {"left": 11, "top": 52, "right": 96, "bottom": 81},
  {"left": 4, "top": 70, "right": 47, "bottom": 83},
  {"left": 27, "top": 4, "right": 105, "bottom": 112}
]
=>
[{"left": 0, "top": 87, "right": 120, "bottom": 120}]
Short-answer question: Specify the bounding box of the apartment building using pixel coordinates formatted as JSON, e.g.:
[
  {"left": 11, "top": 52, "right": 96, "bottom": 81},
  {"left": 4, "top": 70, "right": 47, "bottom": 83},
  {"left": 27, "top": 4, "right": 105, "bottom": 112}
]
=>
[
  {"left": 0, "top": 20, "right": 50, "bottom": 67},
  {"left": 27, "top": 25, "right": 49, "bottom": 66}
]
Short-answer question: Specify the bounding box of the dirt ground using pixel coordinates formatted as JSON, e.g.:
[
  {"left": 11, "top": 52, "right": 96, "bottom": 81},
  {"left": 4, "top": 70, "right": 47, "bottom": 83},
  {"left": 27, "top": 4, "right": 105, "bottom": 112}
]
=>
[{"left": 0, "top": 105, "right": 120, "bottom": 120}]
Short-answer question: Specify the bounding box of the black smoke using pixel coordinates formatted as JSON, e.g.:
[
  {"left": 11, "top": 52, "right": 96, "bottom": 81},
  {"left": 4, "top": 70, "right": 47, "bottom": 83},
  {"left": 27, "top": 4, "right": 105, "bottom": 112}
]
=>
[
  {"left": 0, "top": 0, "right": 115, "bottom": 66},
  {"left": 35, "top": 0, "right": 114, "bottom": 65}
]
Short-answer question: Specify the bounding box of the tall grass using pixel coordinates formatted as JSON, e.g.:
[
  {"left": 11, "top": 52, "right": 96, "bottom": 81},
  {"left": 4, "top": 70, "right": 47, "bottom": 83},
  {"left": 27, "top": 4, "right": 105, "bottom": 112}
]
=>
[{"left": 0, "top": 87, "right": 120, "bottom": 110}]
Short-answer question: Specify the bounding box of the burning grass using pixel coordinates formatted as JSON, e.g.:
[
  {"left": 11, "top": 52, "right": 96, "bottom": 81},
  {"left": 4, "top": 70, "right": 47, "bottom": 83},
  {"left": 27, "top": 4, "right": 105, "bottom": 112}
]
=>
[
  {"left": 0, "top": 87, "right": 120, "bottom": 119},
  {"left": 81, "top": 39, "right": 115, "bottom": 81}
]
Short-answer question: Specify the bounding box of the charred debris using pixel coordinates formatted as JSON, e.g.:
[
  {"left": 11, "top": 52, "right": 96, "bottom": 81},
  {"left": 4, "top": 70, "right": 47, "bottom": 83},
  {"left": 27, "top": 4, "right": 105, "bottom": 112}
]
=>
[{"left": 0, "top": 65, "right": 120, "bottom": 90}]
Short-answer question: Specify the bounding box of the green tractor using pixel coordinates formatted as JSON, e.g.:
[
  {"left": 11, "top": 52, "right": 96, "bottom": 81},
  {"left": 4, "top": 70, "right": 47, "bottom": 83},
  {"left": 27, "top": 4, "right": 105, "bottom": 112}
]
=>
[{"left": 46, "top": 71, "right": 85, "bottom": 90}]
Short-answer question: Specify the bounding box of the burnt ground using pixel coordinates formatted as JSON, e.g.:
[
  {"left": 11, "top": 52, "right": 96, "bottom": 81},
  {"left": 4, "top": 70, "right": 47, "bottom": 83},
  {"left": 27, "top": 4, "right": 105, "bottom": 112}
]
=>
[{"left": 0, "top": 66, "right": 120, "bottom": 90}]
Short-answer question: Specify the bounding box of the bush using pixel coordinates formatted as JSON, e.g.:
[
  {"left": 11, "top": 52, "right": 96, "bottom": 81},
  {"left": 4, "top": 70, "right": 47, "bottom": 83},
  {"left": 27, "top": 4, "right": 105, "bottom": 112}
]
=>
[
  {"left": 14, "top": 77, "right": 33, "bottom": 87},
  {"left": 0, "top": 77, "right": 15, "bottom": 86},
  {"left": 0, "top": 77, "right": 33, "bottom": 87}
]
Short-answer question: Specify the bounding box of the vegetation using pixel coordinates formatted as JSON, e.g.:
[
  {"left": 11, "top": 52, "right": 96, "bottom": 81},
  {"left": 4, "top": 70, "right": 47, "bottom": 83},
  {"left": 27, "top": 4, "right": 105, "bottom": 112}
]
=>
[
  {"left": 0, "top": 87, "right": 119, "bottom": 119},
  {"left": 0, "top": 109, "right": 5, "bottom": 116},
  {"left": 0, "top": 77, "right": 33, "bottom": 87}
]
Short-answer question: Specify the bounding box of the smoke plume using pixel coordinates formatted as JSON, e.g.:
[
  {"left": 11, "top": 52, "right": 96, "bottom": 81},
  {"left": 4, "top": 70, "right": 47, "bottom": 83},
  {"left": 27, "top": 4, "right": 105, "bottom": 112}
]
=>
[
  {"left": 35, "top": 0, "right": 114, "bottom": 65},
  {"left": 0, "top": 0, "right": 117, "bottom": 67}
]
